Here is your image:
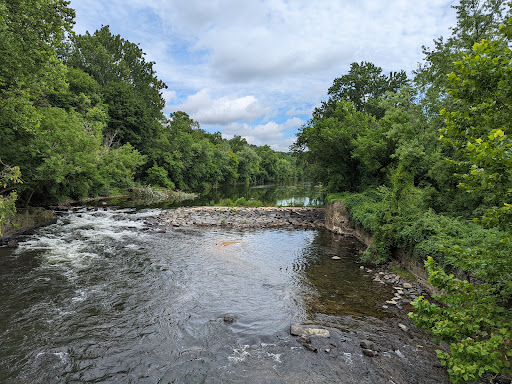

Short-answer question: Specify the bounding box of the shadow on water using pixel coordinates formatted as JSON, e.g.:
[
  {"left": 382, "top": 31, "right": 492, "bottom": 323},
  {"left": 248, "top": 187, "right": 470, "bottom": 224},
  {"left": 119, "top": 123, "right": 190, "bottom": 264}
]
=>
[{"left": 0, "top": 209, "right": 449, "bottom": 383}]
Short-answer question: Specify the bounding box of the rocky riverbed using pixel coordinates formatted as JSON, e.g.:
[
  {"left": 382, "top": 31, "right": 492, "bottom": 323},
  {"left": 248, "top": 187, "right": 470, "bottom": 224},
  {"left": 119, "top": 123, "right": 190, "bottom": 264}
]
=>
[{"left": 151, "top": 206, "right": 326, "bottom": 230}]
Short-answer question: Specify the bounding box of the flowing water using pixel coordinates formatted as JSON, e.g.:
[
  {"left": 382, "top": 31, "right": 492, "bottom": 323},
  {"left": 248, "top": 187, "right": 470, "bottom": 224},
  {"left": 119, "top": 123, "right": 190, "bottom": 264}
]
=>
[{"left": 0, "top": 208, "right": 448, "bottom": 383}]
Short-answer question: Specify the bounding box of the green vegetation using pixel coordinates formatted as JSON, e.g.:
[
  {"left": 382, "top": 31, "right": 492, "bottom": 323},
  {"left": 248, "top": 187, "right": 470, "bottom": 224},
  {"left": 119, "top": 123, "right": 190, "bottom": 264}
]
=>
[
  {"left": 0, "top": 164, "right": 22, "bottom": 233},
  {"left": 0, "top": 1, "right": 302, "bottom": 223},
  {"left": 389, "top": 266, "right": 416, "bottom": 281},
  {"left": 212, "top": 197, "right": 267, "bottom": 208},
  {"left": 294, "top": 1, "right": 512, "bottom": 382}
]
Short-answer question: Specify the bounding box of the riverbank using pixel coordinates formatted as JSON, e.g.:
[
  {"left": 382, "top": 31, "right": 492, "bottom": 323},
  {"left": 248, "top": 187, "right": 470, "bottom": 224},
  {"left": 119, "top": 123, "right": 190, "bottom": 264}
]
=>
[{"left": 0, "top": 207, "right": 56, "bottom": 245}]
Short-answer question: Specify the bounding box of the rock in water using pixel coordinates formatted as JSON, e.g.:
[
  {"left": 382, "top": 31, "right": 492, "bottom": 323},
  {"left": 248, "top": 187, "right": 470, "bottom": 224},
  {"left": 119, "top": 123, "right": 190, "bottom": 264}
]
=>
[
  {"left": 305, "top": 328, "right": 330, "bottom": 338},
  {"left": 223, "top": 314, "right": 236, "bottom": 323},
  {"left": 7, "top": 239, "right": 18, "bottom": 248},
  {"left": 290, "top": 325, "right": 330, "bottom": 338},
  {"left": 362, "top": 349, "right": 378, "bottom": 357},
  {"left": 360, "top": 340, "right": 375, "bottom": 350},
  {"left": 290, "top": 324, "right": 305, "bottom": 336}
]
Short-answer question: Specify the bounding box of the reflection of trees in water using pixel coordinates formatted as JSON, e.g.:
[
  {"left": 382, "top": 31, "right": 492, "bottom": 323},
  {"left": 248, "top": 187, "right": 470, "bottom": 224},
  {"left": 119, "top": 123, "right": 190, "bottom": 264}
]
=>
[{"left": 202, "top": 180, "right": 325, "bottom": 206}]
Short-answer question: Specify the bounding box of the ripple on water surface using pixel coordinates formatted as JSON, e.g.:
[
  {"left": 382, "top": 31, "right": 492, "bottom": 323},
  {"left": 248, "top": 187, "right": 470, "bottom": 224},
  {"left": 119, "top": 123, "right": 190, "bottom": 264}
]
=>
[{"left": 0, "top": 208, "right": 448, "bottom": 383}]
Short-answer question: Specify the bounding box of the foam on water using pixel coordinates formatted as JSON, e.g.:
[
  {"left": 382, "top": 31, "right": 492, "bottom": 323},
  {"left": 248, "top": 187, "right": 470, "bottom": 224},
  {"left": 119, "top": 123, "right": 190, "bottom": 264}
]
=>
[{"left": 14, "top": 208, "right": 159, "bottom": 271}]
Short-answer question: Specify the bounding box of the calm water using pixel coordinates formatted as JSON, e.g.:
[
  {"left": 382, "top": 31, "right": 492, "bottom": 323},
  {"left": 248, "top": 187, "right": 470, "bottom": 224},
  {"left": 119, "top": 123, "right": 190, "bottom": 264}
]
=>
[
  {"left": 94, "top": 180, "right": 325, "bottom": 209},
  {"left": 0, "top": 208, "right": 448, "bottom": 383}
]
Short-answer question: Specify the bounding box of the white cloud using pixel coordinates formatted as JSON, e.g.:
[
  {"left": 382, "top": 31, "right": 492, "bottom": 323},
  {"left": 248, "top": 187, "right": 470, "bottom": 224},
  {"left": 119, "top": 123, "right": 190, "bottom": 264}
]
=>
[
  {"left": 162, "top": 89, "right": 177, "bottom": 103},
  {"left": 172, "top": 89, "right": 270, "bottom": 125},
  {"left": 223, "top": 117, "right": 303, "bottom": 151},
  {"left": 69, "top": 0, "right": 460, "bottom": 150},
  {"left": 286, "top": 106, "right": 312, "bottom": 116}
]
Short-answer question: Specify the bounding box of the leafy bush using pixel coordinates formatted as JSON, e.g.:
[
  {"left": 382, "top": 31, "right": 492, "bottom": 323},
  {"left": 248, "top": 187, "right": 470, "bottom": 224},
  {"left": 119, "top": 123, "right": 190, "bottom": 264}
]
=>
[
  {"left": 340, "top": 188, "right": 512, "bottom": 281},
  {"left": 410, "top": 258, "right": 512, "bottom": 383}
]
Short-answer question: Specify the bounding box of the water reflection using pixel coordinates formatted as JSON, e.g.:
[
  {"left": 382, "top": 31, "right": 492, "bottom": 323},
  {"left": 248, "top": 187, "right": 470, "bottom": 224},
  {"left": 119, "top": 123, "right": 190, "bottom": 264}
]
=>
[{"left": 90, "top": 180, "right": 325, "bottom": 209}]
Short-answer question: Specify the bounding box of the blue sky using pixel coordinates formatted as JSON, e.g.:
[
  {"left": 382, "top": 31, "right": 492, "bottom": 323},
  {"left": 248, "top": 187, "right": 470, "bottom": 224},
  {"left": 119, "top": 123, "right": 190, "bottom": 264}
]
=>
[{"left": 69, "top": 0, "right": 458, "bottom": 151}]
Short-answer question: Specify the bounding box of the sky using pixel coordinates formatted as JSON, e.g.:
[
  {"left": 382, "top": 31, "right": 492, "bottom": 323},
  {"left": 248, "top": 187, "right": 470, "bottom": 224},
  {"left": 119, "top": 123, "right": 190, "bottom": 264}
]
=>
[{"left": 68, "top": 0, "right": 458, "bottom": 152}]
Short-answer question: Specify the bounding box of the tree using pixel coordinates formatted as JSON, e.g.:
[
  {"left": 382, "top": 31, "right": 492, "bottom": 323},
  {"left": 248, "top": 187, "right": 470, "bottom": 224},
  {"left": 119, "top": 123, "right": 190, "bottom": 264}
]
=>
[
  {"left": 0, "top": 0, "right": 74, "bottom": 134},
  {"left": 294, "top": 100, "right": 377, "bottom": 191},
  {"left": 236, "top": 146, "right": 261, "bottom": 183},
  {"left": 315, "top": 61, "right": 408, "bottom": 119},
  {"left": 440, "top": 32, "right": 512, "bottom": 231},
  {"left": 414, "top": 0, "right": 506, "bottom": 116},
  {"left": 65, "top": 25, "right": 167, "bottom": 152}
]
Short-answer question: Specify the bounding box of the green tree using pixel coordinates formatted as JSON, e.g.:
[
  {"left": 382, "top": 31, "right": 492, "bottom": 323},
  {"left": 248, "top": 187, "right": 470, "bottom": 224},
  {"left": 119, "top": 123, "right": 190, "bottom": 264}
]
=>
[
  {"left": 414, "top": 0, "right": 506, "bottom": 116},
  {"left": 411, "top": 12, "right": 512, "bottom": 383},
  {"left": 315, "top": 61, "right": 408, "bottom": 119},
  {"left": 66, "top": 25, "right": 167, "bottom": 152},
  {"left": 0, "top": 0, "right": 74, "bottom": 135},
  {"left": 294, "top": 100, "right": 377, "bottom": 191},
  {"left": 440, "top": 33, "right": 512, "bottom": 230},
  {"left": 236, "top": 146, "right": 261, "bottom": 183}
]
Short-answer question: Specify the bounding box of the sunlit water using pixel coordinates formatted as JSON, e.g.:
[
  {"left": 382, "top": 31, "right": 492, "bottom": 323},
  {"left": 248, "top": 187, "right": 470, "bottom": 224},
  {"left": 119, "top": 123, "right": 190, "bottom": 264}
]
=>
[{"left": 0, "top": 208, "right": 448, "bottom": 383}]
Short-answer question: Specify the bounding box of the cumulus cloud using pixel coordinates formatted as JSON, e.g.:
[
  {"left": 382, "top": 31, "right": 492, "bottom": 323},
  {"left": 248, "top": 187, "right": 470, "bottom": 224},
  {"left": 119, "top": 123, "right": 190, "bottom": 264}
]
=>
[
  {"left": 161, "top": 89, "right": 177, "bottom": 103},
  {"left": 69, "top": 0, "right": 459, "bottom": 150},
  {"left": 286, "top": 107, "right": 312, "bottom": 117},
  {"left": 173, "top": 89, "right": 270, "bottom": 125},
  {"left": 223, "top": 117, "right": 304, "bottom": 151}
]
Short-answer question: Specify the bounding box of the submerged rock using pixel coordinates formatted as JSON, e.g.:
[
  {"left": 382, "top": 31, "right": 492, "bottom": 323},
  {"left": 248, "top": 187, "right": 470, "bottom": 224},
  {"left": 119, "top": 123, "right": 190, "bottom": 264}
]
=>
[
  {"left": 362, "top": 349, "right": 378, "bottom": 357},
  {"left": 360, "top": 340, "right": 375, "bottom": 350},
  {"left": 303, "top": 343, "right": 318, "bottom": 353}
]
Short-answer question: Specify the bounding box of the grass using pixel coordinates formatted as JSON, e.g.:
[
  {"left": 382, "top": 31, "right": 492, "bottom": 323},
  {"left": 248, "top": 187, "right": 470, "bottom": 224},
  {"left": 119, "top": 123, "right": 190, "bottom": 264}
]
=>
[{"left": 390, "top": 265, "right": 417, "bottom": 281}]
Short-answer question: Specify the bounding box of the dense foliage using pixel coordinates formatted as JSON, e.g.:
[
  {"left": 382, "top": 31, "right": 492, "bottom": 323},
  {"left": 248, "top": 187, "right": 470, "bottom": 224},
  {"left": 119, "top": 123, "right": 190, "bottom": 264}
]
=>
[
  {"left": 0, "top": 0, "right": 300, "bottom": 217},
  {"left": 296, "top": 1, "right": 512, "bottom": 382}
]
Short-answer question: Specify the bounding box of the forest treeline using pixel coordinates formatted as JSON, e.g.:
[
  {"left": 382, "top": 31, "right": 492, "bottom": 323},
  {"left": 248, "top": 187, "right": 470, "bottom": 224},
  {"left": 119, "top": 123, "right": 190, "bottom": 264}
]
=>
[
  {"left": 0, "top": 0, "right": 301, "bottom": 212},
  {"left": 293, "top": 1, "right": 512, "bottom": 382}
]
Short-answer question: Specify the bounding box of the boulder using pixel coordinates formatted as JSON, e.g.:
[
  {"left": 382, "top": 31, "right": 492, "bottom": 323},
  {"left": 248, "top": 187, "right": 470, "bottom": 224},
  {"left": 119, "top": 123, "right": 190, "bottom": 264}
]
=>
[{"left": 290, "top": 324, "right": 304, "bottom": 336}]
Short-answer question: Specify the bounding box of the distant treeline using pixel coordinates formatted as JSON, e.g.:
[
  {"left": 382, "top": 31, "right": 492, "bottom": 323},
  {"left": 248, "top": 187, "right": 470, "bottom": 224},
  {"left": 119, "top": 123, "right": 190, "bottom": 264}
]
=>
[{"left": 0, "top": 2, "right": 301, "bottom": 207}]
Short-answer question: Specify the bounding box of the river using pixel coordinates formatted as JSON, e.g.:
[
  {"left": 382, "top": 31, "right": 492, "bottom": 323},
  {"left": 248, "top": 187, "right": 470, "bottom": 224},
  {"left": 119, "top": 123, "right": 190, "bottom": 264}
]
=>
[{"left": 0, "top": 184, "right": 449, "bottom": 383}]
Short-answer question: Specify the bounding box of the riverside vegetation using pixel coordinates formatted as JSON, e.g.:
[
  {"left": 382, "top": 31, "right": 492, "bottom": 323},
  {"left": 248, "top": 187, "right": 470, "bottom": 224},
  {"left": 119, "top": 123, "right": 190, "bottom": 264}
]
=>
[
  {"left": 0, "top": 0, "right": 302, "bottom": 227},
  {"left": 293, "top": 1, "right": 512, "bottom": 382},
  {"left": 2, "top": 0, "right": 512, "bottom": 383}
]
